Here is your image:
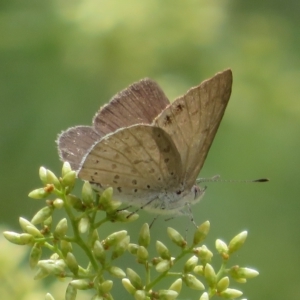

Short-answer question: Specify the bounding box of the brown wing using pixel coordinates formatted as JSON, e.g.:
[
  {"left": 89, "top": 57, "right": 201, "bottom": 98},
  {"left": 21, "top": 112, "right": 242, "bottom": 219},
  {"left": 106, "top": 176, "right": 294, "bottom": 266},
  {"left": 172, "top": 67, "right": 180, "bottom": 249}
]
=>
[
  {"left": 92, "top": 78, "right": 170, "bottom": 136},
  {"left": 78, "top": 125, "right": 183, "bottom": 205},
  {"left": 57, "top": 78, "right": 169, "bottom": 170},
  {"left": 153, "top": 69, "right": 232, "bottom": 188}
]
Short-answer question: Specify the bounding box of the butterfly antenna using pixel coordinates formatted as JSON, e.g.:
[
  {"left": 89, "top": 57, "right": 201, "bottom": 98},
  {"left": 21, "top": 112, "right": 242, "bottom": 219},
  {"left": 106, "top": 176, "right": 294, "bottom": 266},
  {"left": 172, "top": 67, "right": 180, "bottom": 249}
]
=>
[{"left": 196, "top": 175, "right": 269, "bottom": 184}]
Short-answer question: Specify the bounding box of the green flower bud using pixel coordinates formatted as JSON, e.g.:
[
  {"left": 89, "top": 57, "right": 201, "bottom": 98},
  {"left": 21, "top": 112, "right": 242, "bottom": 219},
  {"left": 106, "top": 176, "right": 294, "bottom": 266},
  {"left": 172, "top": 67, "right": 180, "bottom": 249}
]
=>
[
  {"left": 39, "top": 167, "right": 48, "bottom": 185},
  {"left": 93, "top": 240, "right": 106, "bottom": 264},
  {"left": 100, "top": 280, "right": 113, "bottom": 293},
  {"left": 217, "top": 276, "right": 229, "bottom": 292},
  {"left": 62, "top": 171, "right": 76, "bottom": 189},
  {"left": 138, "top": 223, "right": 150, "bottom": 247},
  {"left": 78, "top": 217, "right": 90, "bottom": 234},
  {"left": 43, "top": 216, "right": 52, "bottom": 228},
  {"left": 82, "top": 181, "right": 94, "bottom": 206},
  {"left": 134, "top": 290, "right": 146, "bottom": 300},
  {"left": 66, "top": 252, "right": 79, "bottom": 275},
  {"left": 106, "top": 200, "right": 123, "bottom": 213},
  {"left": 156, "top": 241, "right": 171, "bottom": 259},
  {"left": 215, "top": 239, "right": 229, "bottom": 259},
  {"left": 108, "top": 266, "right": 126, "bottom": 278},
  {"left": 67, "top": 194, "right": 85, "bottom": 211},
  {"left": 70, "top": 279, "right": 93, "bottom": 290},
  {"left": 53, "top": 198, "right": 64, "bottom": 209},
  {"left": 167, "top": 227, "right": 186, "bottom": 247},
  {"left": 169, "top": 278, "right": 182, "bottom": 293},
  {"left": 193, "top": 265, "right": 204, "bottom": 276},
  {"left": 62, "top": 162, "right": 72, "bottom": 177},
  {"left": 157, "top": 290, "right": 178, "bottom": 300},
  {"left": 65, "top": 283, "right": 77, "bottom": 300},
  {"left": 28, "top": 187, "right": 51, "bottom": 199},
  {"left": 112, "top": 236, "right": 130, "bottom": 259},
  {"left": 229, "top": 265, "right": 259, "bottom": 280},
  {"left": 60, "top": 240, "right": 72, "bottom": 256},
  {"left": 126, "top": 268, "right": 143, "bottom": 289},
  {"left": 31, "top": 206, "right": 53, "bottom": 225},
  {"left": 228, "top": 231, "right": 247, "bottom": 254},
  {"left": 122, "top": 278, "right": 136, "bottom": 295},
  {"left": 46, "top": 169, "right": 61, "bottom": 189},
  {"left": 54, "top": 218, "right": 68, "bottom": 239},
  {"left": 128, "top": 243, "right": 139, "bottom": 255},
  {"left": 137, "top": 246, "right": 149, "bottom": 262},
  {"left": 219, "top": 288, "right": 243, "bottom": 299},
  {"left": 20, "top": 233, "right": 35, "bottom": 244},
  {"left": 193, "top": 221, "right": 210, "bottom": 245},
  {"left": 45, "top": 293, "right": 55, "bottom": 300},
  {"left": 25, "top": 225, "right": 43, "bottom": 238},
  {"left": 34, "top": 267, "right": 50, "bottom": 280},
  {"left": 112, "top": 210, "right": 139, "bottom": 222},
  {"left": 199, "top": 292, "right": 209, "bottom": 300},
  {"left": 38, "top": 259, "right": 66, "bottom": 276},
  {"left": 19, "top": 217, "right": 34, "bottom": 232},
  {"left": 155, "top": 259, "right": 172, "bottom": 273},
  {"left": 3, "top": 231, "right": 32, "bottom": 245},
  {"left": 183, "top": 274, "right": 205, "bottom": 290},
  {"left": 204, "top": 263, "right": 216, "bottom": 287},
  {"left": 184, "top": 255, "right": 198, "bottom": 273},
  {"left": 239, "top": 267, "right": 259, "bottom": 278},
  {"left": 99, "top": 187, "right": 113, "bottom": 209},
  {"left": 152, "top": 256, "right": 163, "bottom": 265},
  {"left": 194, "top": 245, "right": 213, "bottom": 263},
  {"left": 103, "top": 230, "right": 128, "bottom": 248},
  {"left": 30, "top": 243, "right": 42, "bottom": 269}
]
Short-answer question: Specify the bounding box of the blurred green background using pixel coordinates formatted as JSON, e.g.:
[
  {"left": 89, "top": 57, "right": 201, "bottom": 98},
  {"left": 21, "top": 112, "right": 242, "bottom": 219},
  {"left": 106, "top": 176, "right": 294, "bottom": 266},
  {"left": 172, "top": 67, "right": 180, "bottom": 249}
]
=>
[{"left": 1, "top": 0, "right": 299, "bottom": 299}]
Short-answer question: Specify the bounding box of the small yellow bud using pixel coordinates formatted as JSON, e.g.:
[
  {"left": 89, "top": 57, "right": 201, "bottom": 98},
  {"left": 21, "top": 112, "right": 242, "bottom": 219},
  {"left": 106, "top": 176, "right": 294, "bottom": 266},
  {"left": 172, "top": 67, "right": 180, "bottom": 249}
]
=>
[
  {"left": 199, "top": 292, "right": 209, "bottom": 300},
  {"left": 193, "top": 221, "right": 210, "bottom": 245},
  {"left": 219, "top": 288, "right": 243, "bottom": 299},
  {"left": 30, "top": 243, "right": 42, "bottom": 269},
  {"left": 65, "top": 283, "right": 77, "bottom": 300},
  {"left": 183, "top": 274, "right": 205, "bottom": 290},
  {"left": 228, "top": 231, "right": 247, "bottom": 254},
  {"left": 108, "top": 266, "right": 126, "bottom": 278},
  {"left": 169, "top": 278, "right": 182, "bottom": 293},
  {"left": 217, "top": 276, "right": 229, "bottom": 292},
  {"left": 167, "top": 227, "right": 186, "bottom": 247},
  {"left": 155, "top": 259, "right": 172, "bottom": 273},
  {"left": 156, "top": 241, "right": 171, "bottom": 260},
  {"left": 126, "top": 268, "right": 143, "bottom": 289},
  {"left": 31, "top": 206, "right": 53, "bottom": 225},
  {"left": 122, "top": 278, "right": 136, "bottom": 295}
]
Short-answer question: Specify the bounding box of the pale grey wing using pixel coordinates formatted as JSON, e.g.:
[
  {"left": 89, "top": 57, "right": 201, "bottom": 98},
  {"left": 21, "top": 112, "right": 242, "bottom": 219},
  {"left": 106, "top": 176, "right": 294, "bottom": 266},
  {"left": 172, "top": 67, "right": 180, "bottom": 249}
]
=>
[
  {"left": 153, "top": 69, "right": 232, "bottom": 188},
  {"left": 78, "top": 125, "right": 183, "bottom": 205},
  {"left": 92, "top": 78, "right": 170, "bottom": 136},
  {"left": 57, "top": 126, "right": 101, "bottom": 171}
]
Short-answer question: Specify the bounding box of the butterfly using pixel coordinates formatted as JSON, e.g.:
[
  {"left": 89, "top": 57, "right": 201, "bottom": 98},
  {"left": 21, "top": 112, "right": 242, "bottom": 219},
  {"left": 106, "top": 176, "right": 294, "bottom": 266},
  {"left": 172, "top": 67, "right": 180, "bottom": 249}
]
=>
[{"left": 57, "top": 69, "right": 232, "bottom": 215}]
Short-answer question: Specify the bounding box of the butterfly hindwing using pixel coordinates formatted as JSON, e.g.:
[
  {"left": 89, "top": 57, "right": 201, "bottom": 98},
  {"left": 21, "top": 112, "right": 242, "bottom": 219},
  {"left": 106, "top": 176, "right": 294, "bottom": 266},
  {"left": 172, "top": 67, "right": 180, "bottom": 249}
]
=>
[{"left": 78, "top": 124, "right": 183, "bottom": 205}]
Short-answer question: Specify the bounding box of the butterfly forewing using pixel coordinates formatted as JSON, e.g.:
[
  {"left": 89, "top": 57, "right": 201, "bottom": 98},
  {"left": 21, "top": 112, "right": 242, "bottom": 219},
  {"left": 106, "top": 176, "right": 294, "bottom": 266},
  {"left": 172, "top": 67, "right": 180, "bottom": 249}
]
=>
[
  {"left": 153, "top": 69, "right": 232, "bottom": 188},
  {"left": 57, "top": 78, "right": 170, "bottom": 172},
  {"left": 93, "top": 78, "right": 170, "bottom": 136},
  {"left": 78, "top": 125, "right": 183, "bottom": 204}
]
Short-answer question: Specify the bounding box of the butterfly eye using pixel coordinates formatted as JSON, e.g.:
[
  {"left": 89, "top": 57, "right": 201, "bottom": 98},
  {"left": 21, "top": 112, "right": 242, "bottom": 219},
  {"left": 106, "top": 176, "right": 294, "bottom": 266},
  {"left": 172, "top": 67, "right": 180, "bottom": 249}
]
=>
[{"left": 193, "top": 185, "right": 202, "bottom": 200}]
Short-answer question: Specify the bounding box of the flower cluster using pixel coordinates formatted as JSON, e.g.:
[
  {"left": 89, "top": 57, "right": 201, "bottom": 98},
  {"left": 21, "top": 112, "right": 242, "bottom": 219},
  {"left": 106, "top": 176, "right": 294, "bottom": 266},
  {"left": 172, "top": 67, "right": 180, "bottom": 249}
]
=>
[{"left": 3, "top": 163, "right": 258, "bottom": 300}]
